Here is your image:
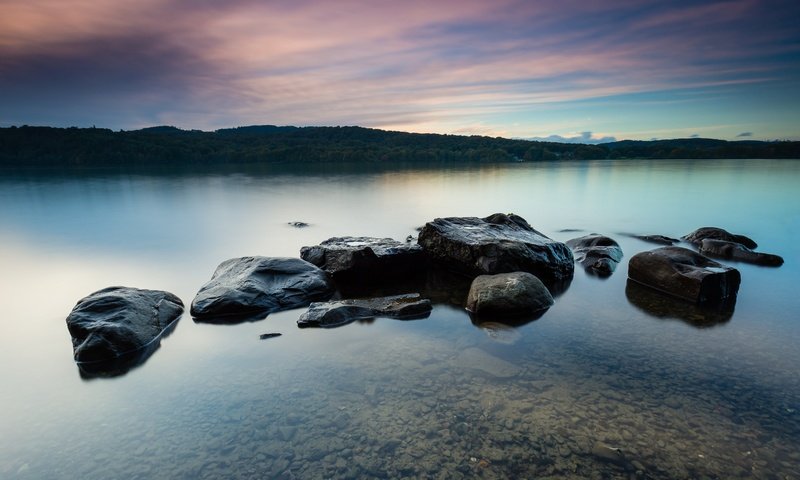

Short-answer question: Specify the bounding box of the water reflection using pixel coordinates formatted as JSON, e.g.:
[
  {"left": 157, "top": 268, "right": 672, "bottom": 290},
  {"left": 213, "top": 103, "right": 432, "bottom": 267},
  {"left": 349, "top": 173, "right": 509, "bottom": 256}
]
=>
[
  {"left": 76, "top": 317, "right": 181, "bottom": 380},
  {"left": 625, "top": 280, "right": 735, "bottom": 328}
]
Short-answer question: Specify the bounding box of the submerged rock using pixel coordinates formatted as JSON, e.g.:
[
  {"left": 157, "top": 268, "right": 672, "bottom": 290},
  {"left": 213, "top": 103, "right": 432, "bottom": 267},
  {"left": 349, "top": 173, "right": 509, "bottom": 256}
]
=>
[
  {"left": 418, "top": 213, "right": 574, "bottom": 283},
  {"left": 683, "top": 227, "right": 757, "bottom": 249},
  {"left": 300, "top": 236, "right": 426, "bottom": 282},
  {"left": 566, "top": 234, "right": 623, "bottom": 276},
  {"left": 66, "top": 286, "right": 184, "bottom": 365},
  {"left": 699, "top": 239, "right": 783, "bottom": 267},
  {"left": 591, "top": 442, "right": 627, "bottom": 465},
  {"left": 625, "top": 280, "right": 734, "bottom": 328},
  {"left": 620, "top": 233, "right": 680, "bottom": 245},
  {"left": 455, "top": 347, "right": 521, "bottom": 378},
  {"left": 191, "top": 257, "right": 334, "bottom": 322},
  {"left": 628, "top": 246, "right": 740, "bottom": 305},
  {"left": 297, "top": 293, "right": 432, "bottom": 328},
  {"left": 466, "top": 272, "right": 554, "bottom": 317}
]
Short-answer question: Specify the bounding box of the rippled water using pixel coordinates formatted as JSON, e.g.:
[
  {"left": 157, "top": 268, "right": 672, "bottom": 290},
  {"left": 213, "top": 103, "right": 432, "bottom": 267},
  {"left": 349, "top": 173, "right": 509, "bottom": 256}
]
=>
[{"left": 1, "top": 159, "right": 798, "bottom": 479}]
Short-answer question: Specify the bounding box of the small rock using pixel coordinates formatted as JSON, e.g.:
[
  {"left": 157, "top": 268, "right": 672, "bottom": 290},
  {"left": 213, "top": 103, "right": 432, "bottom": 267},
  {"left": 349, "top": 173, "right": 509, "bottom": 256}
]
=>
[
  {"left": 287, "top": 221, "right": 310, "bottom": 228},
  {"left": 298, "top": 294, "right": 432, "bottom": 328},
  {"left": 466, "top": 272, "right": 554, "bottom": 316},
  {"left": 259, "top": 333, "right": 282, "bottom": 340},
  {"left": 566, "top": 234, "right": 623, "bottom": 276},
  {"left": 683, "top": 227, "right": 757, "bottom": 249},
  {"left": 591, "top": 442, "right": 626, "bottom": 465},
  {"left": 699, "top": 239, "right": 783, "bottom": 267}
]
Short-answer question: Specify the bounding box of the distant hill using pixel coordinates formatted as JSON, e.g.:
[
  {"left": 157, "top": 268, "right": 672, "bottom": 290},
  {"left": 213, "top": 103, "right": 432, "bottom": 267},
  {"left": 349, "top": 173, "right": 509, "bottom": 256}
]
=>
[{"left": 1, "top": 125, "right": 798, "bottom": 169}]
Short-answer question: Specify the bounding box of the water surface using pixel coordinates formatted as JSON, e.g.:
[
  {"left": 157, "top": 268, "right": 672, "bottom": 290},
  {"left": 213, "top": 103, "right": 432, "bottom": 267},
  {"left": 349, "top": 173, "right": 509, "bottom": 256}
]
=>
[{"left": 1, "top": 159, "right": 798, "bottom": 479}]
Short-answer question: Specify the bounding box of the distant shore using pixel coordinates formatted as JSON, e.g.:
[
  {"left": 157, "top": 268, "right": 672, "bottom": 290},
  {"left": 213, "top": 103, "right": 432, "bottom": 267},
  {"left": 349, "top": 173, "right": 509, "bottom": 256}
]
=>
[{"left": 2, "top": 125, "right": 799, "bottom": 169}]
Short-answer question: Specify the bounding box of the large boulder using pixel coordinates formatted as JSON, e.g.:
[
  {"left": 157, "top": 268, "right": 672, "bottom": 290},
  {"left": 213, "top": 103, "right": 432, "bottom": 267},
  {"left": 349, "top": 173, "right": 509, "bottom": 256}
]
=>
[
  {"left": 300, "top": 236, "right": 426, "bottom": 282},
  {"left": 466, "top": 272, "right": 554, "bottom": 317},
  {"left": 683, "top": 227, "right": 757, "bottom": 249},
  {"left": 191, "top": 257, "right": 334, "bottom": 321},
  {"left": 628, "top": 247, "right": 740, "bottom": 304},
  {"left": 566, "top": 234, "right": 623, "bottom": 276},
  {"left": 66, "top": 286, "right": 184, "bottom": 364},
  {"left": 417, "top": 213, "right": 574, "bottom": 283},
  {"left": 297, "top": 293, "right": 432, "bottom": 328},
  {"left": 699, "top": 239, "right": 783, "bottom": 267}
]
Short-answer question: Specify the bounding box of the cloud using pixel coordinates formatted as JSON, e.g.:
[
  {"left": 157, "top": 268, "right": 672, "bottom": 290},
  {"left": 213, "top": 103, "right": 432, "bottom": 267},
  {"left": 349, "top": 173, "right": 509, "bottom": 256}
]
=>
[
  {"left": 736, "top": 132, "right": 753, "bottom": 137},
  {"left": 525, "top": 131, "right": 617, "bottom": 144},
  {"left": 0, "top": 0, "right": 799, "bottom": 136}
]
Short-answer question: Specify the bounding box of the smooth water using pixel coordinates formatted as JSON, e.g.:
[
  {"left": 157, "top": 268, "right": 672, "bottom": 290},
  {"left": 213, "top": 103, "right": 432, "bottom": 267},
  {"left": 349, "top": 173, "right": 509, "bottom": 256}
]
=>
[{"left": 0, "top": 159, "right": 798, "bottom": 479}]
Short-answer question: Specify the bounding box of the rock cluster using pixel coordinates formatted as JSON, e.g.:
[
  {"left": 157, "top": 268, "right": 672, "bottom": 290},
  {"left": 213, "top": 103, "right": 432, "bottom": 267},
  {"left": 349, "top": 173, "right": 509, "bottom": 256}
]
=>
[{"left": 65, "top": 216, "right": 782, "bottom": 379}]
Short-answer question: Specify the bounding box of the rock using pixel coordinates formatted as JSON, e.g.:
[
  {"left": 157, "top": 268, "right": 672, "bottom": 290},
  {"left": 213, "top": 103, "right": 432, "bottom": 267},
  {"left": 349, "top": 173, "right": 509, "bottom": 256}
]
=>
[
  {"left": 259, "top": 333, "right": 282, "bottom": 340},
  {"left": 466, "top": 272, "right": 554, "bottom": 317},
  {"left": 65, "top": 287, "right": 183, "bottom": 372},
  {"left": 628, "top": 247, "right": 740, "bottom": 305},
  {"left": 297, "top": 293, "right": 432, "bottom": 328},
  {"left": 565, "top": 234, "right": 623, "bottom": 276},
  {"left": 620, "top": 233, "right": 680, "bottom": 245},
  {"left": 683, "top": 227, "right": 757, "bottom": 249},
  {"left": 699, "top": 239, "right": 783, "bottom": 267},
  {"left": 591, "top": 442, "right": 626, "bottom": 465},
  {"left": 191, "top": 257, "right": 334, "bottom": 321},
  {"left": 455, "top": 347, "right": 520, "bottom": 378},
  {"left": 417, "top": 213, "right": 574, "bottom": 283},
  {"left": 287, "top": 221, "right": 310, "bottom": 228},
  {"left": 300, "top": 236, "right": 427, "bottom": 283}
]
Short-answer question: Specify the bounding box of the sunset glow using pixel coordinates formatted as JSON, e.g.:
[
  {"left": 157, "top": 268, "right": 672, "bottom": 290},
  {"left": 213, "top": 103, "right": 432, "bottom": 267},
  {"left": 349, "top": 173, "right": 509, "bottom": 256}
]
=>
[{"left": 1, "top": 0, "right": 798, "bottom": 140}]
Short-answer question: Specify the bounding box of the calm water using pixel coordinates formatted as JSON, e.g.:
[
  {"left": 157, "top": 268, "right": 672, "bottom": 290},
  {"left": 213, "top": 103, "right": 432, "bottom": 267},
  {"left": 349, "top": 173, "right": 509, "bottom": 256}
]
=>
[{"left": 1, "top": 159, "right": 798, "bottom": 479}]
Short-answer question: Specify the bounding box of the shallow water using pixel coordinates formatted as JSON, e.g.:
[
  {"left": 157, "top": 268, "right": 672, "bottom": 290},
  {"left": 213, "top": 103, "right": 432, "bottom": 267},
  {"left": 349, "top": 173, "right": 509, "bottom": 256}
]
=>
[{"left": 1, "top": 159, "right": 799, "bottom": 479}]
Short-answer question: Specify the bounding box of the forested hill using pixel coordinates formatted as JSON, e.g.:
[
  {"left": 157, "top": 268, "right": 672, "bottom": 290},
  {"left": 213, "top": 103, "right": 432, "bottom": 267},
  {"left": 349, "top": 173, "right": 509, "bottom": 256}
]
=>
[{"left": 1, "top": 125, "right": 798, "bottom": 168}]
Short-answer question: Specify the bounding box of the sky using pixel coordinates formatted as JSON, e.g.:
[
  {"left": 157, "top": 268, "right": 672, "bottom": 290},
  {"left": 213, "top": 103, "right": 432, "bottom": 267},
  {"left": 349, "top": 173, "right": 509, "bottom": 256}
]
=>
[{"left": 1, "top": 0, "right": 799, "bottom": 142}]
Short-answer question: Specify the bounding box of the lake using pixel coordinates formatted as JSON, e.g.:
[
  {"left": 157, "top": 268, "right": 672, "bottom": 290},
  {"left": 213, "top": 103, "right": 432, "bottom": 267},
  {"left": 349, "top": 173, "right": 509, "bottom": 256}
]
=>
[{"left": 1, "top": 159, "right": 798, "bottom": 479}]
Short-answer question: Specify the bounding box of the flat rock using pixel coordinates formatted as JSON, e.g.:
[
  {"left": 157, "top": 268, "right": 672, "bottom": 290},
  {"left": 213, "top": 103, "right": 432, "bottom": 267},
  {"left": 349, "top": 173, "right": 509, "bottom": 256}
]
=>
[
  {"left": 620, "top": 233, "right": 680, "bottom": 245},
  {"left": 297, "top": 293, "right": 432, "bottom": 328},
  {"left": 699, "top": 239, "right": 783, "bottom": 267},
  {"left": 628, "top": 246, "right": 740, "bottom": 305},
  {"left": 455, "top": 347, "right": 521, "bottom": 378},
  {"left": 191, "top": 257, "right": 334, "bottom": 321},
  {"left": 683, "top": 227, "right": 757, "bottom": 249},
  {"left": 466, "top": 272, "right": 554, "bottom": 317},
  {"left": 417, "top": 213, "right": 574, "bottom": 283},
  {"left": 300, "top": 236, "right": 426, "bottom": 282},
  {"left": 66, "top": 286, "right": 184, "bottom": 364},
  {"left": 566, "top": 234, "right": 623, "bottom": 276}
]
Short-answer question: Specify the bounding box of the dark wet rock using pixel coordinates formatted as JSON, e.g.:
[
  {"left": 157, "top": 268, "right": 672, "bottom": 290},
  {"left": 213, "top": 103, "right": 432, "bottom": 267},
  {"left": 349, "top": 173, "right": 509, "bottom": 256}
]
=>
[
  {"left": 300, "top": 236, "right": 427, "bottom": 283},
  {"left": 628, "top": 246, "right": 740, "bottom": 305},
  {"left": 191, "top": 257, "right": 334, "bottom": 322},
  {"left": 683, "top": 227, "right": 757, "bottom": 249},
  {"left": 699, "top": 239, "right": 784, "bottom": 267},
  {"left": 620, "top": 233, "right": 680, "bottom": 245},
  {"left": 417, "top": 213, "right": 574, "bottom": 283},
  {"left": 259, "top": 333, "right": 282, "bottom": 340},
  {"left": 466, "top": 272, "right": 554, "bottom": 317},
  {"left": 558, "top": 228, "right": 584, "bottom": 233},
  {"left": 66, "top": 286, "right": 184, "bottom": 366},
  {"left": 297, "top": 293, "right": 432, "bottom": 328},
  {"left": 625, "top": 280, "right": 733, "bottom": 328},
  {"left": 287, "top": 221, "right": 310, "bottom": 228},
  {"left": 566, "top": 234, "right": 623, "bottom": 276}
]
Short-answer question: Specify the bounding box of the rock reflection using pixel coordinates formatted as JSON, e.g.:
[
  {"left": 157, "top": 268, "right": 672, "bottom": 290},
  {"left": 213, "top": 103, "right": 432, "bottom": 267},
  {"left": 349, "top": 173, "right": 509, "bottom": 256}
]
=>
[
  {"left": 625, "top": 280, "right": 734, "bottom": 328},
  {"left": 76, "top": 319, "right": 179, "bottom": 380},
  {"left": 470, "top": 309, "right": 547, "bottom": 344}
]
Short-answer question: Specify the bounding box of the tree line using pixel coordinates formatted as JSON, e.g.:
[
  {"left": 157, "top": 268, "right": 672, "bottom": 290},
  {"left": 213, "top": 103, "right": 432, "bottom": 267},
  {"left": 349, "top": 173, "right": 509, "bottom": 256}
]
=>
[{"left": 1, "top": 125, "right": 798, "bottom": 169}]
